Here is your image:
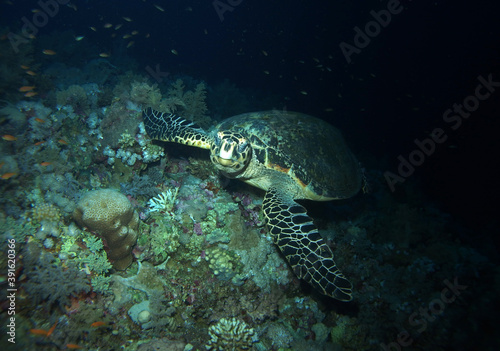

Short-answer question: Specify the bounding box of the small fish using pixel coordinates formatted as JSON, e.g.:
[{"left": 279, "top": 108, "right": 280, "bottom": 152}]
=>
[
  {"left": 34, "top": 118, "right": 45, "bottom": 123},
  {"left": 24, "top": 92, "right": 38, "bottom": 97},
  {"left": 26, "top": 70, "right": 37, "bottom": 76},
  {"left": 263, "top": 70, "right": 269, "bottom": 75},
  {"left": 31, "top": 9, "right": 41, "bottom": 13},
  {"left": 90, "top": 321, "right": 106, "bottom": 328},
  {"left": 29, "top": 328, "right": 48, "bottom": 336},
  {"left": 34, "top": 141, "right": 46, "bottom": 146},
  {"left": 46, "top": 321, "right": 57, "bottom": 337},
  {"left": 262, "top": 50, "right": 268, "bottom": 56},
  {"left": 99, "top": 53, "right": 110, "bottom": 58},
  {"left": 126, "top": 41, "right": 135, "bottom": 48},
  {"left": 66, "top": 344, "right": 83, "bottom": 349},
  {"left": 300, "top": 91, "right": 308, "bottom": 95},
  {"left": 67, "top": 3, "right": 77, "bottom": 11},
  {"left": 20, "top": 65, "right": 30, "bottom": 69},
  {"left": 114, "top": 24, "right": 122, "bottom": 30},
  {"left": 90, "top": 26, "right": 97, "bottom": 31},
  {"left": 145, "top": 33, "right": 150, "bottom": 38},
  {"left": 40, "top": 162, "right": 52, "bottom": 166},
  {"left": 58, "top": 139, "right": 69, "bottom": 145},
  {"left": 122, "top": 34, "right": 132, "bottom": 39},
  {"left": 1, "top": 173, "right": 17, "bottom": 180},
  {"left": 2, "top": 135, "right": 17, "bottom": 141},
  {"left": 171, "top": 49, "right": 178, "bottom": 55},
  {"left": 123, "top": 16, "right": 132, "bottom": 22},
  {"left": 75, "top": 35, "right": 85, "bottom": 41},
  {"left": 42, "top": 49, "right": 56, "bottom": 55},
  {"left": 131, "top": 30, "right": 139, "bottom": 35},
  {"left": 103, "top": 23, "right": 113, "bottom": 28},
  {"left": 19, "top": 85, "right": 35, "bottom": 92},
  {"left": 154, "top": 4, "right": 165, "bottom": 12}
]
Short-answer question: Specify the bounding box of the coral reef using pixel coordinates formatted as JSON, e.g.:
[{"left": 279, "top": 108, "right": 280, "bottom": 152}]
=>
[
  {"left": 205, "top": 318, "right": 257, "bottom": 350},
  {"left": 73, "top": 189, "right": 139, "bottom": 270},
  {"left": 0, "top": 36, "right": 496, "bottom": 351},
  {"left": 22, "top": 244, "right": 91, "bottom": 310}
]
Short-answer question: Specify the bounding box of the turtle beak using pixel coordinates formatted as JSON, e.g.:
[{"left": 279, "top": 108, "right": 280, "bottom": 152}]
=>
[{"left": 216, "top": 157, "right": 234, "bottom": 166}]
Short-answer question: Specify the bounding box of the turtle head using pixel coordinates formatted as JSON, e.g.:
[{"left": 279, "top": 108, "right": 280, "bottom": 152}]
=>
[{"left": 210, "top": 131, "right": 252, "bottom": 176}]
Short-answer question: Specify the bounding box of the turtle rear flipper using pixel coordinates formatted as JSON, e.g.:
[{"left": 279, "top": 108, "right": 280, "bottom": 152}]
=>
[
  {"left": 142, "top": 107, "right": 212, "bottom": 149},
  {"left": 263, "top": 188, "right": 353, "bottom": 301}
]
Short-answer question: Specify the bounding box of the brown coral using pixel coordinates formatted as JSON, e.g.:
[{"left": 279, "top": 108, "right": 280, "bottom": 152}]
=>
[
  {"left": 30, "top": 203, "right": 61, "bottom": 225},
  {"left": 73, "top": 189, "right": 138, "bottom": 270}
]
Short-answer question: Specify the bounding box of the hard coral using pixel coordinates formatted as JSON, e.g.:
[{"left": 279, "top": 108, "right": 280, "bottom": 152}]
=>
[
  {"left": 205, "top": 318, "right": 257, "bottom": 351},
  {"left": 73, "top": 189, "right": 139, "bottom": 270}
]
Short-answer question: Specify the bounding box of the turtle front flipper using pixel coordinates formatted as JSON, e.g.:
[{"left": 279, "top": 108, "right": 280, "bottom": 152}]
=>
[
  {"left": 263, "top": 188, "right": 353, "bottom": 301},
  {"left": 142, "top": 107, "right": 212, "bottom": 149}
]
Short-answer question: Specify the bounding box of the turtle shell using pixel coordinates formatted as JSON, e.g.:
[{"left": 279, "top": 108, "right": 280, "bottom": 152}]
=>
[{"left": 215, "top": 110, "right": 362, "bottom": 200}]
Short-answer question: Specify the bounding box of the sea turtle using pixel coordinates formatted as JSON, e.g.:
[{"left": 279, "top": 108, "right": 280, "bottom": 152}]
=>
[{"left": 142, "top": 108, "right": 362, "bottom": 301}]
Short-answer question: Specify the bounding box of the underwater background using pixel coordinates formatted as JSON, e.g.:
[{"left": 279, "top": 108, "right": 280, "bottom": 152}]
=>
[{"left": 0, "top": 0, "right": 499, "bottom": 350}]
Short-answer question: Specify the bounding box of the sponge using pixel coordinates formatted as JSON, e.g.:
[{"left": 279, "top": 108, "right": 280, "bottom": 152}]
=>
[{"left": 73, "top": 189, "right": 139, "bottom": 270}]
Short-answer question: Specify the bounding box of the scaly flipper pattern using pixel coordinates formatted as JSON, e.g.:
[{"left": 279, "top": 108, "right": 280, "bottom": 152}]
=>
[
  {"left": 142, "top": 107, "right": 212, "bottom": 149},
  {"left": 263, "top": 188, "right": 353, "bottom": 301}
]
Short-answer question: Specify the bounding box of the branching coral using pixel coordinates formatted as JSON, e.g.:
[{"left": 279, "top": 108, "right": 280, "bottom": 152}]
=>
[{"left": 148, "top": 188, "right": 179, "bottom": 213}]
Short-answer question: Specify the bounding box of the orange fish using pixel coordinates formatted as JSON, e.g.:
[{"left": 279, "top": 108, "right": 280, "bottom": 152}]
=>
[
  {"left": 90, "top": 321, "right": 106, "bottom": 328},
  {"left": 20, "top": 65, "right": 30, "bottom": 69},
  {"left": 34, "top": 141, "right": 46, "bottom": 146},
  {"left": 46, "top": 321, "right": 57, "bottom": 337},
  {"left": 2, "top": 135, "right": 17, "bottom": 141},
  {"left": 34, "top": 118, "right": 45, "bottom": 123},
  {"left": 26, "top": 70, "right": 37, "bottom": 76},
  {"left": 25, "top": 92, "right": 38, "bottom": 97},
  {"left": 29, "top": 328, "right": 48, "bottom": 336},
  {"left": 19, "top": 85, "right": 35, "bottom": 92},
  {"left": 66, "top": 344, "right": 83, "bottom": 349},
  {"left": 40, "top": 162, "right": 52, "bottom": 166},
  {"left": 42, "top": 49, "right": 56, "bottom": 55},
  {"left": 58, "top": 139, "right": 69, "bottom": 145},
  {"left": 1, "top": 173, "right": 17, "bottom": 180}
]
